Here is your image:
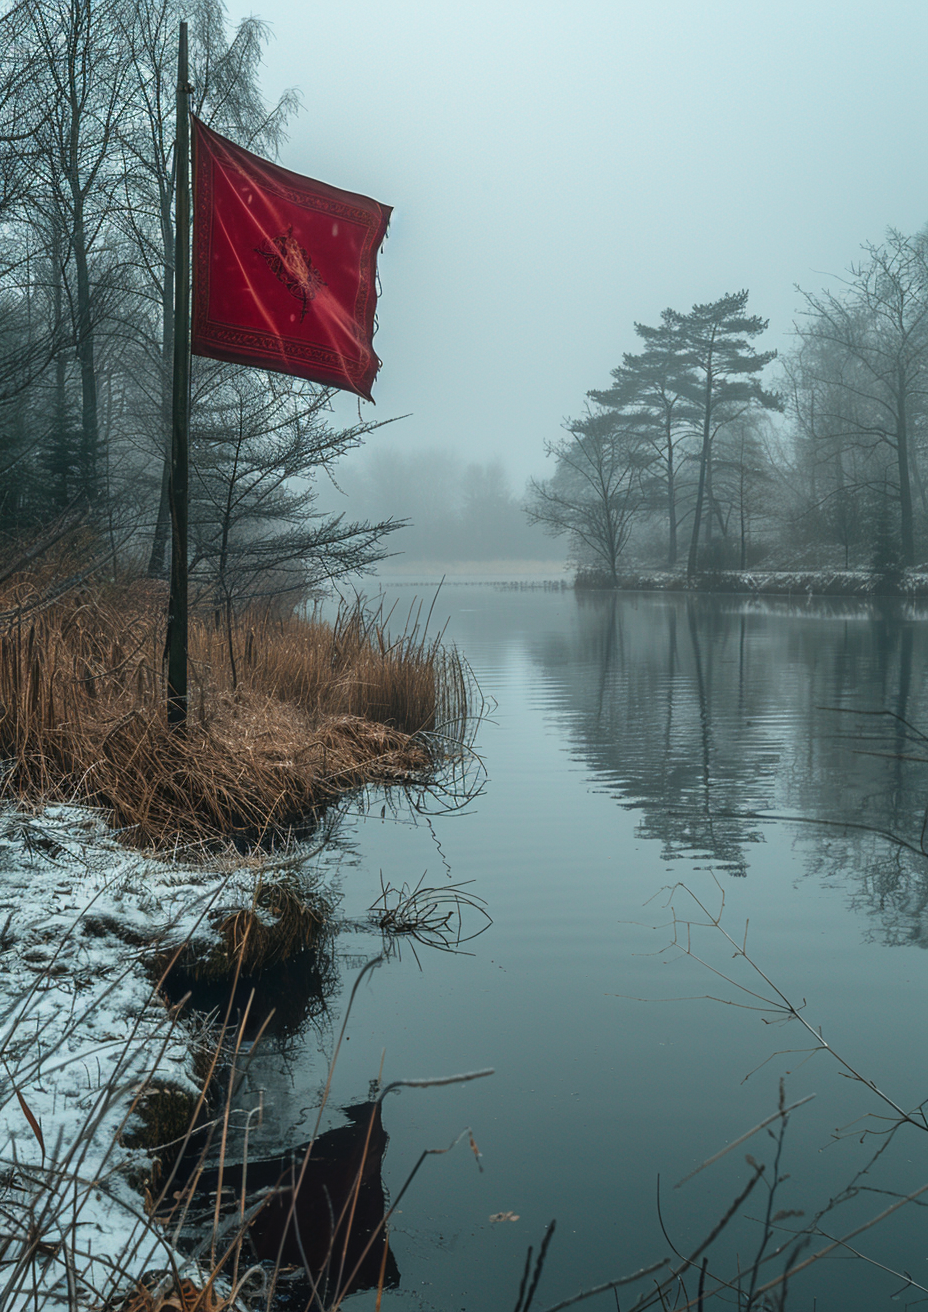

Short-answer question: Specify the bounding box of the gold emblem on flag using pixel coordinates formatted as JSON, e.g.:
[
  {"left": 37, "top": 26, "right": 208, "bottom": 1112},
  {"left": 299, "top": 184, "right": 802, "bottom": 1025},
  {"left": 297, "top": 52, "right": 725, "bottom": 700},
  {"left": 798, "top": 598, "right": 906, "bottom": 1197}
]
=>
[{"left": 255, "top": 225, "right": 326, "bottom": 321}]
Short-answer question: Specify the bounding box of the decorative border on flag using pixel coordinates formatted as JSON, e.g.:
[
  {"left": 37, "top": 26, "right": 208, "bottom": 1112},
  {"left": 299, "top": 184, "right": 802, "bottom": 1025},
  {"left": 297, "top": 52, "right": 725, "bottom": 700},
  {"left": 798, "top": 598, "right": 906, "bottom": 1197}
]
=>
[
  {"left": 190, "top": 117, "right": 391, "bottom": 399},
  {"left": 195, "top": 324, "right": 371, "bottom": 391}
]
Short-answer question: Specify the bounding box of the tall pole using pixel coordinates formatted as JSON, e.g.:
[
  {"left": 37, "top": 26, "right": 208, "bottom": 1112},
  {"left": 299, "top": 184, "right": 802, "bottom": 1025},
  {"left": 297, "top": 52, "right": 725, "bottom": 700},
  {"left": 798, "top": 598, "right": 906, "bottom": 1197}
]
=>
[{"left": 167, "top": 22, "right": 190, "bottom": 729}]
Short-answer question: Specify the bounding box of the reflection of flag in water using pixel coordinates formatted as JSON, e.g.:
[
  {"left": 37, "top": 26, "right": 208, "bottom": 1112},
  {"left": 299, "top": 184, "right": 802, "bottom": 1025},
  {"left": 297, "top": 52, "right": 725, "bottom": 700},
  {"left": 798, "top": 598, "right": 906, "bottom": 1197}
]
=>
[
  {"left": 191, "top": 116, "right": 391, "bottom": 400},
  {"left": 184, "top": 1102, "right": 400, "bottom": 1296}
]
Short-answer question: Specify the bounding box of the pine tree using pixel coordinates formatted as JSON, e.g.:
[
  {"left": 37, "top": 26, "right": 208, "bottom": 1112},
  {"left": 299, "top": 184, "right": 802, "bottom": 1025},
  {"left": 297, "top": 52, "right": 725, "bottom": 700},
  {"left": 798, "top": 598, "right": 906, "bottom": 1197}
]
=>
[
  {"left": 665, "top": 291, "right": 779, "bottom": 577},
  {"left": 589, "top": 315, "right": 699, "bottom": 567}
]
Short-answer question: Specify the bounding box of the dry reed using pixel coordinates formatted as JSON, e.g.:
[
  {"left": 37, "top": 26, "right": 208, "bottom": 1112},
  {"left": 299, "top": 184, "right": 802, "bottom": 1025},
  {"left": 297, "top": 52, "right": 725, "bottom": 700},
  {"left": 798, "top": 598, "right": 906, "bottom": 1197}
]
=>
[{"left": 0, "top": 567, "right": 470, "bottom": 848}]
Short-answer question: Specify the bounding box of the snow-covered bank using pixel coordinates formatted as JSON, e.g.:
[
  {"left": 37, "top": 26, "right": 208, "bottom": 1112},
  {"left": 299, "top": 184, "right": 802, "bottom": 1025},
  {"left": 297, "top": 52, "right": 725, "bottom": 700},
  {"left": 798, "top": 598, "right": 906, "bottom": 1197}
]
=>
[
  {"left": 583, "top": 567, "right": 928, "bottom": 599},
  {"left": 0, "top": 806, "right": 324, "bottom": 1310}
]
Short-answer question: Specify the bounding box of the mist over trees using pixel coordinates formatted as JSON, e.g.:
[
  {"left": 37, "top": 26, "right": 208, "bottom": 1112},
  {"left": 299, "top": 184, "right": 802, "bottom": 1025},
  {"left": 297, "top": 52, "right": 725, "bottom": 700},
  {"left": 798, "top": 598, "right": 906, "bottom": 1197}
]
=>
[
  {"left": 0, "top": 0, "right": 396, "bottom": 610},
  {"left": 320, "top": 446, "right": 557, "bottom": 567},
  {"left": 530, "top": 229, "right": 928, "bottom": 584}
]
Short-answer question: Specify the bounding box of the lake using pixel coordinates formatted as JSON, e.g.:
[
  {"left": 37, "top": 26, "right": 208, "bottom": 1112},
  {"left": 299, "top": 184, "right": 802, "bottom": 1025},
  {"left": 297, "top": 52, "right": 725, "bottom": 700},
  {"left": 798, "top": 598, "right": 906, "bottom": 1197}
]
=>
[{"left": 221, "top": 585, "right": 928, "bottom": 1310}]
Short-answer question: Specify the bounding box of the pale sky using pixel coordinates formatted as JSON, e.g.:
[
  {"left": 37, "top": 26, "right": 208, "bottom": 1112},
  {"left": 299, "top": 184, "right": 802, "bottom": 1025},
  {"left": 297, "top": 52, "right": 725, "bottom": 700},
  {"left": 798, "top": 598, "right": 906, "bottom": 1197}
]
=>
[{"left": 227, "top": 0, "right": 928, "bottom": 489}]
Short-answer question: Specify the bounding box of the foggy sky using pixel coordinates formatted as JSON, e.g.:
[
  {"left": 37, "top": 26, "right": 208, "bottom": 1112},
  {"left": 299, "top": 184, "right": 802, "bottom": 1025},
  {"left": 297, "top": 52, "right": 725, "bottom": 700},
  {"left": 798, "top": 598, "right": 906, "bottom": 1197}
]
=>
[{"left": 226, "top": 0, "right": 928, "bottom": 488}]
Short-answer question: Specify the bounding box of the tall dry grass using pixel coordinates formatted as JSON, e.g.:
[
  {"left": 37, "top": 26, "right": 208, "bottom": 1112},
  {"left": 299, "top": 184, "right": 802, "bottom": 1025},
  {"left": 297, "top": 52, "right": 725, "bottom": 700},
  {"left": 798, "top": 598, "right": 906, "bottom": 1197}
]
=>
[{"left": 0, "top": 567, "right": 471, "bottom": 848}]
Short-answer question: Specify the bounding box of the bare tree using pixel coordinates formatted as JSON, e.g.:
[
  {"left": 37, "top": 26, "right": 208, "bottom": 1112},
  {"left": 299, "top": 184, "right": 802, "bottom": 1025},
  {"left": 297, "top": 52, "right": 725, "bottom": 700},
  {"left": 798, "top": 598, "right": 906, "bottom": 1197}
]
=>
[
  {"left": 525, "top": 410, "right": 649, "bottom": 584},
  {"left": 796, "top": 230, "right": 928, "bottom": 567},
  {"left": 10, "top": 0, "right": 135, "bottom": 505},
  {"left": 709, "top": 411, "right": 777, "bottom": 568},
  {"left": 0, "top": 0, "right": 396, "bottom": 602},
  {"left": 0, "top": 0, "right": 49, "bottom": 215},
  {"left": 116, "top": 0, "right": 301, "bottom": 576},
  {"left": 780, "top": 331, "right": 883, "bottom": 567},
  {"left": 188, "top": 364, "right": 401, "bottom": 621},
  {"left": 0, "top": 7, "right": 71, "bottom": 417}
]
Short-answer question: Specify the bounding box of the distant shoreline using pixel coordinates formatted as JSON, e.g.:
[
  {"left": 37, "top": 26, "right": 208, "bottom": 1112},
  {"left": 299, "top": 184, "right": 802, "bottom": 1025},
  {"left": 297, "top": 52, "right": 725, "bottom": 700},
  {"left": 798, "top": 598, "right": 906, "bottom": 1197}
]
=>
[
  {"left": 576, "top": 568, "right": 928, "bottom": 599},
  {"left": 366, "top": 565, "right": 928, "bottom": 601}
]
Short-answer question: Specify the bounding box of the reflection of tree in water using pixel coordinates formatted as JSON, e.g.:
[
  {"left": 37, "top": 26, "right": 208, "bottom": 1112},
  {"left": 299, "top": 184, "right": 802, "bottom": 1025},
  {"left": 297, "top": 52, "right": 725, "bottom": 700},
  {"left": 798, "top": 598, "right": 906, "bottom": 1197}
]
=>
[
  {"left": 537, "top": 594, "right": 782, "bottom": 875},
  {"left": 803, "top": 831, "right": 928, "bottom": 947},
  {"left": 534, "top": 594, "right": 928, "bottom": 920},
  {"left": 785, "top": 613, "right": 928, "bottom": 943}
]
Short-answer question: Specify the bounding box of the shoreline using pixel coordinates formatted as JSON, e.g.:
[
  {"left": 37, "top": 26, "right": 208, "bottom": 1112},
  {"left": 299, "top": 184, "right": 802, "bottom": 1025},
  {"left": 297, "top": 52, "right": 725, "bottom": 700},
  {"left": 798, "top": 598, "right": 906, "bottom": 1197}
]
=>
[
  {"left": 576, "top": 567, "right": 928, "bottom": 600},
  {"left": 355, "top": 563, "right": 928, "bottom": 601},
  {"left": 0, "top": 574, "right": 478, "bottom": 1307}
]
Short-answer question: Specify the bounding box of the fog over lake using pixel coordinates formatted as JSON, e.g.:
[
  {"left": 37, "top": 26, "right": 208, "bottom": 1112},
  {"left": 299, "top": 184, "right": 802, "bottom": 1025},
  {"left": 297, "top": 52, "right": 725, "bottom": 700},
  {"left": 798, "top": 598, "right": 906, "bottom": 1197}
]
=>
[{"left": 225, "top": 0, "right": 928, "bottom": 492}]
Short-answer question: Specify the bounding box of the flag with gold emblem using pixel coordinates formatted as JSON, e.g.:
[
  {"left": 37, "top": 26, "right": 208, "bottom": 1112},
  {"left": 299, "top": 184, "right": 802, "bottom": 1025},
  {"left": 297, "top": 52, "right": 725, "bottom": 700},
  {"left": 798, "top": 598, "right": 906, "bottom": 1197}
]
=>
[{"left": 191, "top": 116, "right": 391, "bottom": 400}]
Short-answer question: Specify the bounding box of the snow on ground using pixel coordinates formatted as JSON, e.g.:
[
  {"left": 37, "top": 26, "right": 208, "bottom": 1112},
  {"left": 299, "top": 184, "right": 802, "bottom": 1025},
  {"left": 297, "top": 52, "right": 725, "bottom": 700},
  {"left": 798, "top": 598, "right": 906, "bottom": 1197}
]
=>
[
  {"left": 609, "top": 567, "right": 928, "bottom": 600},
  {"left": 0, "top": 805, "right": 302, "bottom": 1311}
]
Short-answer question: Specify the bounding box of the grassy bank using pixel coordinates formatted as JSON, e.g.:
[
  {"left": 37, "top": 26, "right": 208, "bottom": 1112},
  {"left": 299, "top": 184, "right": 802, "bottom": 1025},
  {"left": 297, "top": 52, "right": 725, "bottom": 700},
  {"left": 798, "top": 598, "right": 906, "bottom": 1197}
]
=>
[{"left": 0, "top": 569, "right": 470, "bottom": 848}]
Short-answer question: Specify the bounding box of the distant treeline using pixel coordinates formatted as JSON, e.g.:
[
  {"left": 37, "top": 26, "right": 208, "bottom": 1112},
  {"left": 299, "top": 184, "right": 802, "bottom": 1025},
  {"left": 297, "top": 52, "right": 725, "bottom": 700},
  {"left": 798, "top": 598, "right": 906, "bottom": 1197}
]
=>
[
  {"left": 527, "top": 231, "right": 928, "bottom": 585},
  {"left": 328, "top": 447, "right": 555, "bottom": 566}
]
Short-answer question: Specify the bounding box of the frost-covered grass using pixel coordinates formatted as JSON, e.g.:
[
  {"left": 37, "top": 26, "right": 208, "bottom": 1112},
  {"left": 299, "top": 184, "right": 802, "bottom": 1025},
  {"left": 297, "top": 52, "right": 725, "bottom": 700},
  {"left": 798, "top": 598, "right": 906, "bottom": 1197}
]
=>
[{"left": 0, "top": 805, "right": 330, "bottom": 1311}]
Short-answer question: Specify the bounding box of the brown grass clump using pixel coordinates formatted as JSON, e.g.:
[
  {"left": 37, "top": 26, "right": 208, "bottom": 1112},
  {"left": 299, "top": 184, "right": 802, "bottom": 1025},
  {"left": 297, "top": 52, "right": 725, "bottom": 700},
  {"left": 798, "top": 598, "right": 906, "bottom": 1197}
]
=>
[
  {"left": 122, "top": 1083, "right": 200, "bottom": 1158},
  {"left": 199, "top": 879, "right": 327, "bottom": 979},
  {"left": 0, "top": 567, "right": 470, "bottom": 848}
]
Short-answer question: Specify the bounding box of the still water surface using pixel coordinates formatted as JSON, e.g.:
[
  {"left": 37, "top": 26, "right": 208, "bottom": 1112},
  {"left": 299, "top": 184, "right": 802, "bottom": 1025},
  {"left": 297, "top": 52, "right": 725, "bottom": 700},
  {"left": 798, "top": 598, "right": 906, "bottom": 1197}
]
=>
[{"left": 239, "top": 587, "right": 928, "bottom": 1309}]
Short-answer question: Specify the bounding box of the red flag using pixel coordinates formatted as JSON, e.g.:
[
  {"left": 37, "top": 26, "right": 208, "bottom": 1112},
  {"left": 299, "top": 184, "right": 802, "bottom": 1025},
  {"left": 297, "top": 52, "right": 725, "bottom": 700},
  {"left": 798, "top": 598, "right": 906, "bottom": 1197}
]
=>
[{"left": 191, "top": 117, "right": 391, "bottom": 400}]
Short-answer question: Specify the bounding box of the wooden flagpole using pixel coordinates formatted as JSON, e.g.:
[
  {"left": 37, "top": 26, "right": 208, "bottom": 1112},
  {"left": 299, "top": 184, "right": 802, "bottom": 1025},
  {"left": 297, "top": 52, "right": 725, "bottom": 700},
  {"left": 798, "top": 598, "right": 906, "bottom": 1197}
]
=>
[{"left": 167, "top": 21, "right": 190, "bottom": 729}]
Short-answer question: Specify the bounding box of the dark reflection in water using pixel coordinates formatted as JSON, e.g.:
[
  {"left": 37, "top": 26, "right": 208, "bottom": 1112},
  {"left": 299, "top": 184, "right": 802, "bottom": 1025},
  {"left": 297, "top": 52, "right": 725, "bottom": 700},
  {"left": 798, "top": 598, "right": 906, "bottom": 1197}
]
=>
[
  {"left": 535, "top": 593, "right": 928, "bottom": 936},
  {"left": 162, "top": 944, "right": 338, "bottom": 1039},
  {"left": 178, "top": 1101, "right": 398, "bottom": 1302}
]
